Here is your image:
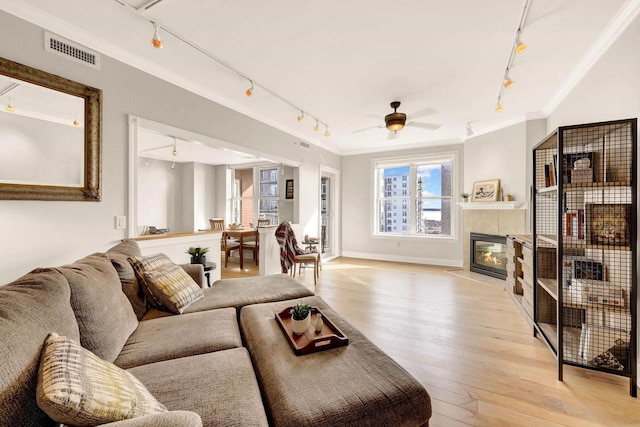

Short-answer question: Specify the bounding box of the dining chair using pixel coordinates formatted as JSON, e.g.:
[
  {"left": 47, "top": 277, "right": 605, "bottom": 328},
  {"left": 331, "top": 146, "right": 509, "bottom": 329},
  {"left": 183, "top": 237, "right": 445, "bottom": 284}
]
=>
[
  {"left": 209, "top": 218, "right": 225, "bottom": 232},
  {"left": 241, "top": 219, "right": 271, "bottom": 265},
  {"left": 275, "top": 221, "right": 320, "bottom": 285},
  {"left": 210, "top": 218, "right": 240, "bottom": 267}
]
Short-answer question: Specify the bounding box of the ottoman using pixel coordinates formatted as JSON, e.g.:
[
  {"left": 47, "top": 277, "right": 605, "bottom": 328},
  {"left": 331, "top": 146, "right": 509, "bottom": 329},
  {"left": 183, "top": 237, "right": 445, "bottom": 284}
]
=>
[{"left": 240, "top": 296, "right": 431, "bottom": 427}]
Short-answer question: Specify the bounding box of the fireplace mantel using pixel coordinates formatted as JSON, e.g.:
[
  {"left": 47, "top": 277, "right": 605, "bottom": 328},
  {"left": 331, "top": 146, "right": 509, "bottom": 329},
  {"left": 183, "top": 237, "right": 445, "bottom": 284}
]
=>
[{"left": 458, "top": 201, "right": 525, "bottom": 210}]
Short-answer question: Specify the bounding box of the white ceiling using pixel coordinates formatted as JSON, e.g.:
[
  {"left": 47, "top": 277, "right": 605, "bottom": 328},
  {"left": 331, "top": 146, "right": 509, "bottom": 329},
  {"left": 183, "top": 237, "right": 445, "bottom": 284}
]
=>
[{"left": 2, "top": 0, "right": 639, "bottom": 155}]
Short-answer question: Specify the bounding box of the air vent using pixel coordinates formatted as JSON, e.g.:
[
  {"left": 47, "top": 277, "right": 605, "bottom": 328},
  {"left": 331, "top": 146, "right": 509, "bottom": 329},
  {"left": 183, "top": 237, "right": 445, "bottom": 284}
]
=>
[
  {"left": 44, "top": 31, "right": 100, "bottom": 70},
  {"left": 299, "top": 141, "right": 310, "bottom": 149}
]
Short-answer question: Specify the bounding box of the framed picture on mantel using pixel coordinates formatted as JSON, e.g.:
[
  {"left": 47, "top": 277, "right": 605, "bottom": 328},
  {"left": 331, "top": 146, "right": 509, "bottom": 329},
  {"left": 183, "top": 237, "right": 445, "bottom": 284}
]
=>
[{"left": 471, "top": 179, "right": 500, "bottom": 202}]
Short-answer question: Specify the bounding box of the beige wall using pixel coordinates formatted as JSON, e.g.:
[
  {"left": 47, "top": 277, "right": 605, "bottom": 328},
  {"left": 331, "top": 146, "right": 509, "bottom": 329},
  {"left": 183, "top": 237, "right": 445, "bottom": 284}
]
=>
[{"left": 0, "top": 11, "right": 339, "bottom": 284}]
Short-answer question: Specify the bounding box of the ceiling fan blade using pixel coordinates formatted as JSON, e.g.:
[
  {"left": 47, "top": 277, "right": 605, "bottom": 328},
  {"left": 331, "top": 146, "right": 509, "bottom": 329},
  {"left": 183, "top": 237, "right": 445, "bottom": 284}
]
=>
[
  {"left": 351, "top": 124, "right": 384, "bottom": 134},
  {"left": 406, "top": 121, "right": 441, "bottom": 131},
  {"left": 364, "top": 113, "right": 381, "bottom": 120},
  {"left": 408, "top": 107, "right": 438, "bottom": 120}
]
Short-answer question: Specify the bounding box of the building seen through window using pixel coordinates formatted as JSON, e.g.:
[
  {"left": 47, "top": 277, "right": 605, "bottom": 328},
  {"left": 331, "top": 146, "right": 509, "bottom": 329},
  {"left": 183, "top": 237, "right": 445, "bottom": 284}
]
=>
[
  {"left": 375, "top": 156, "right": 453, "bottom": 236},
  {"left": 232, "top": 166, "right": 280, "bottom": 227}
]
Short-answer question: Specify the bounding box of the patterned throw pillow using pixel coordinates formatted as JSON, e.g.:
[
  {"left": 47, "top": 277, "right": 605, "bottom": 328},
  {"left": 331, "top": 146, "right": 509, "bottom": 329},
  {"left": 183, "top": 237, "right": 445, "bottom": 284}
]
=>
[
  {"left": 130, "top": 254, "right": 204, "bottom": 314},
  {"left": 36, "top": 333, "right": 167, "bottom": 426}
]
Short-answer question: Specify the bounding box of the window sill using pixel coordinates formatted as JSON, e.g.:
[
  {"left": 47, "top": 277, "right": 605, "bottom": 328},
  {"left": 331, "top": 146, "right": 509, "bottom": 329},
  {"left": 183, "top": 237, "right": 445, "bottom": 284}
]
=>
[{"left": 371, "top": 233, "right": 458, "bottom": 243}]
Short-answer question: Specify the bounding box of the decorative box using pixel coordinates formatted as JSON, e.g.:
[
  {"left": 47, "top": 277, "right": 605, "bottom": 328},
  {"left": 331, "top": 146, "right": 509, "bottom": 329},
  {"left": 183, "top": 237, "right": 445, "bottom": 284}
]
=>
[
  {"left": 574, "top": 279, "right": 624, "bottom": 307},
  {"left": 571, "top": 167, "right": 593, "bottom": 184}
]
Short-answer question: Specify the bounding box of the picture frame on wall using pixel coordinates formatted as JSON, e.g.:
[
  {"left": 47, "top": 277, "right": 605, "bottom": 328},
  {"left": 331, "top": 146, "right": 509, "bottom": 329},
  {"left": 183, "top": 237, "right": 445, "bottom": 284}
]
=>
[
  {"left": 471, "top": 179, "right": 500, "bottom": 202},
  {"left": 285, "top": 179, "right": 294, "bottom": 199}
]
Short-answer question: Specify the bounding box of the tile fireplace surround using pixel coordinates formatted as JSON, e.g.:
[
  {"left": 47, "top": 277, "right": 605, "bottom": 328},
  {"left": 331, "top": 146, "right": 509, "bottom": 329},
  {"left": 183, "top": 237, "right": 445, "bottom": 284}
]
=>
[{"left": 460, "top": 202, "right": 526, "bottom": 276}]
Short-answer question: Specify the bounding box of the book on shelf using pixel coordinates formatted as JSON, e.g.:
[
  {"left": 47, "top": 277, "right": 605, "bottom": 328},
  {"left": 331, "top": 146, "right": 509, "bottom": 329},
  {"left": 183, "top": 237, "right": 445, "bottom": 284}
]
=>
[
  {"left": 577, "top": 208, "right": 585, "bottom": 240},
  {"left": 544, "top": 164, "right": 550, "bottom": 187}
]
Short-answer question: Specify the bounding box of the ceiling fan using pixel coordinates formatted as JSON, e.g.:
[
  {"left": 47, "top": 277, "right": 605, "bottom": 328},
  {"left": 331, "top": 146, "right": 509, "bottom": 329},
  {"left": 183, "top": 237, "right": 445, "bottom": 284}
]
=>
[{"left": 352, "top": 101, "right": 440, "bottom": 136}]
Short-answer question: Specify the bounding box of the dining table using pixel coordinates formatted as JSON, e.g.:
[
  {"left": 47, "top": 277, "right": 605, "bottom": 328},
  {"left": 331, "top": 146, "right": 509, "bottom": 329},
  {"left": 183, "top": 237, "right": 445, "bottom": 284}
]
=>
[{"left": 225, "top": 228, "right": 257, "bottom": 270}]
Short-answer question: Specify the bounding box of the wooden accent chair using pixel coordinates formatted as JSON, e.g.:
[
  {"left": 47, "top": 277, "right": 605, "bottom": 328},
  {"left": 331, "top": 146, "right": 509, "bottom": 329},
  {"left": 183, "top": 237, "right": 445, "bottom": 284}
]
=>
[
  {"left": 275, "top": 221, "right": 319, "bottom": 286},
  {"left": 241, "top": 219, "right": 272, "bottom": 265},
  {"left": 209, "top": 218, "right": 240, "bottom": 267}
]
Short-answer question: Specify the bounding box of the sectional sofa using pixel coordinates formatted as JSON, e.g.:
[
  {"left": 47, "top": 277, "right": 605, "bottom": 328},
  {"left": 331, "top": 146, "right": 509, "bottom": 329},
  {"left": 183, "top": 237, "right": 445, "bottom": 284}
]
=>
[{"left": 0, "top": 239, "right": 432, "bottom": 426}]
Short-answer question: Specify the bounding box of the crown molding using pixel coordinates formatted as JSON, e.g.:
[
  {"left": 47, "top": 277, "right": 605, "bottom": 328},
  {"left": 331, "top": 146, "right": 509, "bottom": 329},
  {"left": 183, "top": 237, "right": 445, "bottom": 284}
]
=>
[{"left": 543, "top": 0, "right": 640, "bottom": 116}]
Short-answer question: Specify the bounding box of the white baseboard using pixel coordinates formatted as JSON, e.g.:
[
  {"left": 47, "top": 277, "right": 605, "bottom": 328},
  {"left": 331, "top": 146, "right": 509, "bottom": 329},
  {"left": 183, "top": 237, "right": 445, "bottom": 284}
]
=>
[{"left": 340, "top": 251, "right": 463, "bottom": 268}]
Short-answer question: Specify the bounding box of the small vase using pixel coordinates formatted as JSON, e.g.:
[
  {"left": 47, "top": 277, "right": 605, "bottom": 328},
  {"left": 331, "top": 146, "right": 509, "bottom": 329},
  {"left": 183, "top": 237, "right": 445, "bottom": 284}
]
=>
[
  {"left": 291, "top": 313, "right": 311, "bottom": 335},
  {"left": 314, "top": 313, "right": 324, "bottom": 333}
]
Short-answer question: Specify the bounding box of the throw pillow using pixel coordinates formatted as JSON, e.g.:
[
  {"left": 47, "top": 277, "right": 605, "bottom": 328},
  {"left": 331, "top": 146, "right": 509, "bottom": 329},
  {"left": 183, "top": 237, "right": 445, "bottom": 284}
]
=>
[
  {"left": 36, "top": 332, "right": 167, "bottom": 426},
  {"left": 56, "top": 253, "right": 139, "bottom": 363},
  {"left": 129, "top": 253, "right": 174, "bottom": 308},
  {"left": 130, "top": 254, "right": 204, "bottom": 314},
  {"left": 107, "top": 240, "right": 148, "bottom": 320}
]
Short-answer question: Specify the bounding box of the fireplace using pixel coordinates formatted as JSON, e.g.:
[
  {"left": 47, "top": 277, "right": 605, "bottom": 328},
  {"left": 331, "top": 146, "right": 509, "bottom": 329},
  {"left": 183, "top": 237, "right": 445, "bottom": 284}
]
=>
[{"left": 470, "top": 233, "right": 507, "bottom": 279}]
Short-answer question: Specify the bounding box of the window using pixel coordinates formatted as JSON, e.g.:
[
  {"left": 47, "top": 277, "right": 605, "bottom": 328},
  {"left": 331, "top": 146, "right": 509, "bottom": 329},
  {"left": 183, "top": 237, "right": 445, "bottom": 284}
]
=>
[
  {"left": 374, "top": 154, "right": 455, "bottom": 237},
  {"left": 231, "top": 165, "right": 280, "bottom": 226}
]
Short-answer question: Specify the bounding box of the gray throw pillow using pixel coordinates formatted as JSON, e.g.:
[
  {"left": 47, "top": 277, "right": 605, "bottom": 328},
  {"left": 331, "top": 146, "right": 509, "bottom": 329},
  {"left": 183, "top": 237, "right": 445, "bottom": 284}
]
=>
[
  {"left": 56, "top": 253, "right": 139, "bottom": 363},
  {"left": 107, "top": 240, "right": 148, "bottom": 320}
]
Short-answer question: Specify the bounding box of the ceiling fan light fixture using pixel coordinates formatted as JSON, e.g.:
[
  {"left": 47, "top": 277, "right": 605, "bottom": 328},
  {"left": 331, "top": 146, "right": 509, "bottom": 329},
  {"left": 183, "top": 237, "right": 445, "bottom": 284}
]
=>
[
  {"left": 385, "top": 101, "right": 407, "bottom": 132},
  {"left": 152, "top": 24, "right": 163, "bottom": 49}
]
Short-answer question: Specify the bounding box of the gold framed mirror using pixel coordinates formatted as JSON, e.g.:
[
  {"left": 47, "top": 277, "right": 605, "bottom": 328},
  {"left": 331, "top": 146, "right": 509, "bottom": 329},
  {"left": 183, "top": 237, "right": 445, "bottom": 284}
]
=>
[{"left": 0, "top": 56, "right": 102, "bottom": 201}]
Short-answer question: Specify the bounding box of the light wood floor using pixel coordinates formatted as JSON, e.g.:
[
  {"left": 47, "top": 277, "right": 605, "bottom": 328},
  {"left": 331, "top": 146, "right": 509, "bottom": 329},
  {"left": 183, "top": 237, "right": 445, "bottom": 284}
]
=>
[{"left": 221, "top": 256, "right": 640, "bottom": 427}]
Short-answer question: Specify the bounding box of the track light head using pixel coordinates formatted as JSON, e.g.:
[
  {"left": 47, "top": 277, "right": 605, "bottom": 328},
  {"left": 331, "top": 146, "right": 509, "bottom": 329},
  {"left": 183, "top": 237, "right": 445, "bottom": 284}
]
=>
[
  {"left": 515, "top": 32, "right": 526, "bottom": 53},
  {"left": 73, "top": 117, "right": 80, "bottom": 127},
  {"left": 170, "top": 161, "right": 176, "bottom": 170},
  {"left": 5, "top": 99, "right": 14, "bottom": 112},
  {"left": 245, "top": 81, "right": 254, "bottom": 97},
  {"left": 297, "top": 111, "right": 304, "bottom": 122},
  {"left": 324, "top": 126, "right": 330, "bottom": 137},
  {"left": 504, "top": 78, "right": 514, "bottom": 88},
  {"left": 313, "top": 120, "right": 319, "bottom": 132},
  {"left": 495, "top": 103, "right": 503, "bottom": 112},
  {"left": 152, "top": 24, "right": 163, "bottom": 49}
]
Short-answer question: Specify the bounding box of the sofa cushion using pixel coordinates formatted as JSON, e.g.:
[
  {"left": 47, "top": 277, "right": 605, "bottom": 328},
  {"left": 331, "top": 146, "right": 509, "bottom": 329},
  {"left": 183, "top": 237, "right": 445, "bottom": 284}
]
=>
[
  {"left": 141, "top": 263, "right": 204, "bottom": 314},
  {"left": 37, "top": 332, "right": 167, "bottom": 426},
  {"left": 100, "top": 411, "right": 202, "bottom": 427},
  {"left": 107, "top": 239, "right": 148, "bottom": 320},
  {"left": 0, "top": 268, "right": 80, "bottom": 427},
  {"left": 240, "top": 296, "right": 432, "bottom": 426},
  {"left": 128, "top": 349, "right": 268, "bottom": 427},
  {"left": 142, "top": 274, "right": 314, "bottom": 320},
  {"left": 115, "top": 308, "right": 242, "bottom": 369},
  {"left": 56, "top": 253, "right": 139, "bottom": 362}
]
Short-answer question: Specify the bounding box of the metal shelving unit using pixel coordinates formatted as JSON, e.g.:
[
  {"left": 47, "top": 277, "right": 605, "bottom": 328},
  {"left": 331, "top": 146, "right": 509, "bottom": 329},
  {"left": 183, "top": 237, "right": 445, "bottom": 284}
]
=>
[{"left": 532, "top": 118, "right": 637, "bottom": 397}]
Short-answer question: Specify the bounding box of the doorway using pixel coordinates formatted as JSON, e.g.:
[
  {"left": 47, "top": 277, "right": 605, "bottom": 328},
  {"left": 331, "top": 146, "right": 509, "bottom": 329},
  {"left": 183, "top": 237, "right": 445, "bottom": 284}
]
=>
[{"left": 320, "top": 166, "right": 340, "bottom": 261}]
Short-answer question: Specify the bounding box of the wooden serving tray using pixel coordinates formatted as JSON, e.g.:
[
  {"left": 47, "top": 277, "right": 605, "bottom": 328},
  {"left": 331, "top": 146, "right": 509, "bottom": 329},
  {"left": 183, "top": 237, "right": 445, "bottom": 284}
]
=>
[{"left": 275, "top": 306, "right": 349, "bottom": 356}]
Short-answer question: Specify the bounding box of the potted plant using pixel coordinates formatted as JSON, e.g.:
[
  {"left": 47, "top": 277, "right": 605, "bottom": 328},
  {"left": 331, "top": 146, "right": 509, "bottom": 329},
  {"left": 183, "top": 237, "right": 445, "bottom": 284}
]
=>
[
  {"left": 290, "top": 303, "right": 312, "bottom": 335},
  {"left": 186, "top": 246, "right": 209, "bottom": 265},
  {"left": 460, "top": 192, "right": 470, "bottom": 202}
]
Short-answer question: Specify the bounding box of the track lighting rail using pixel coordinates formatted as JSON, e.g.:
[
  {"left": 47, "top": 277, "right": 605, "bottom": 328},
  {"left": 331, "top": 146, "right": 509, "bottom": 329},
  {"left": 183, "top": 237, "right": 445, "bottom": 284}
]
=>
[{"left": 114, "top": 0, "right": 330, "bottom": 136}]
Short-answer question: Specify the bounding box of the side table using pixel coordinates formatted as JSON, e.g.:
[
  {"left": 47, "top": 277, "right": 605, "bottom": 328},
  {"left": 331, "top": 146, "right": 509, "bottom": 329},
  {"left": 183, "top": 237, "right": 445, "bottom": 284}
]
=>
[{"left": 204, "top": 262, "right": 216, "bottom": 287}]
